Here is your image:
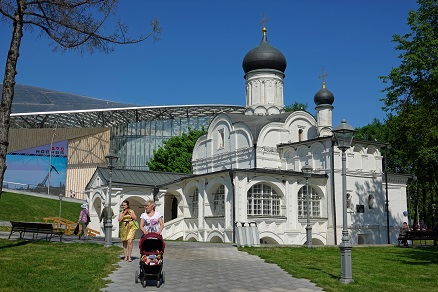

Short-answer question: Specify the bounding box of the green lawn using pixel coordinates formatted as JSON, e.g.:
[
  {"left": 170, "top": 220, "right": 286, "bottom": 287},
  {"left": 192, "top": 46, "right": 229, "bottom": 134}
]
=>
[
  {"left": 0, "top": 192, "right": 81, "bottom": 222},
  {"left": 2, "top": 191, "right": 438, "bottom": 291},
  {"left": 241, "top": 245, "right": 438, "bottom": 292},
  {"left": 0, "top": 239, "right": 121, "bottom": 292},
  {"left": 0, "top": 192, "right": 123, "bottom": 292}
]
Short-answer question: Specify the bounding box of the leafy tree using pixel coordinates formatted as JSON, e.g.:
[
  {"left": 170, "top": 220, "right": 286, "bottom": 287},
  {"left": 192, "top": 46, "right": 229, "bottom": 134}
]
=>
[
  {"left": 354, "top": 116, "right": 411, "bottom": 172},
  {"left": 0, "top": 1, "right": 160, "bottom": 196},
  {"left": 380, "top": 0, "right": 438, "bottom": 112},
  {"left": 147, "top": 128, "right": 207, "bottom": 173},
  {"left": 380, "top": 0, "right": 438, "bottom": 227},
  {"left": 284, "top": 102, "right": 307, "bottom": 112},
  {"left": 354, "top": 118, "right": 388, "bottom": 142}
]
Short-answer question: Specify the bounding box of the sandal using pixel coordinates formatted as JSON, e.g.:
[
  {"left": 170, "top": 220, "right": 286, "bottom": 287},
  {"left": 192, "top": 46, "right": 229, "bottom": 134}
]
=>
[{"left": 128, "top": 258, "right": 132, "bottom": 262}]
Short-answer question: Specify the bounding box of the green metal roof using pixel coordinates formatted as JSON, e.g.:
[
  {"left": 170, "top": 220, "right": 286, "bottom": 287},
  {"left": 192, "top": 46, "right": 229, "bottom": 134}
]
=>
[{"left": 95, "top": 167, "right": 193, "bottom": 188}]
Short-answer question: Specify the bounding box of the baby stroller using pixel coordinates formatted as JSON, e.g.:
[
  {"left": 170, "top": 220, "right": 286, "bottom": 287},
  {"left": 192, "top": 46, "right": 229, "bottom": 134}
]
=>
[{"left": 135, "top": 232, "right": 165, "bottom": 288}]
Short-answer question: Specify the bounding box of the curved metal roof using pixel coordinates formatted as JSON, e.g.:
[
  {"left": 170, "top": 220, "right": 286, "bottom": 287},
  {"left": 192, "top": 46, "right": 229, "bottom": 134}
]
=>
[
  {"left": 10, "top": 84, "right": 134, "bottom": 113},
  {"left": 4, "top": 84, "right": 245, "bottom": 128}
]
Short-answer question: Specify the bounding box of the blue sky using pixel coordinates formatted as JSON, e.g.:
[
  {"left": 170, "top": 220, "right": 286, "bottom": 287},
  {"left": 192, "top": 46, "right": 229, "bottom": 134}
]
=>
[{"left": 0, "top": 0, "right": 418, "bottom": 128}]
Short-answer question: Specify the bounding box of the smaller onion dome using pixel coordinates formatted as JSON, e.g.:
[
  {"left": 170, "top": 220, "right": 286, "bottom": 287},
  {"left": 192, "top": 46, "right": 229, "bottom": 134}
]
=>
[
  {"left": 242, "top": 27, "right": 287, "bottom": 74},
  {"left": 314, "top": 82, "right": 334, "bottom": 105}
]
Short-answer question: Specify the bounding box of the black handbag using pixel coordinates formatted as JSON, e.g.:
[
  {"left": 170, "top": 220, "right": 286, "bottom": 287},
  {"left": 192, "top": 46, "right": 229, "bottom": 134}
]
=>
[{"left": 73, "top": 224, "right": 80, "bottom": 235}]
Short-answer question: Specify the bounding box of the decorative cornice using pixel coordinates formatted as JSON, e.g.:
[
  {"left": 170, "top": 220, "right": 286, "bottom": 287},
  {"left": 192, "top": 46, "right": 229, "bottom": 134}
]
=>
[
  {"left": 192, "top": 147, "right": 253, "bottom": 165},
  {"left": 257, "top": 145, "right": 278, "bottom": 154}
]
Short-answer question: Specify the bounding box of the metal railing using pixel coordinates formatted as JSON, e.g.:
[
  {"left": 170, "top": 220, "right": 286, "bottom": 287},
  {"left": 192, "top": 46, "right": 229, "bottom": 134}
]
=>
[{"left": 43, "top": 217, "right": 99, "bottom": 237}]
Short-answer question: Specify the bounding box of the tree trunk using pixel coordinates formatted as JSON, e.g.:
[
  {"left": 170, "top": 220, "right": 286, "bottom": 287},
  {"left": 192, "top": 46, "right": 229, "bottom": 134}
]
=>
[
  {"left": 421, "top": 186, "right": 428, "bottom": 227},
  {"left": 414, "top": 182, "right": 419, "bottom": 228},
  {"left": 0, "top": 1, "right": 26, "bottom": 198},
  {"left": 427, "top": 175, "right": 434, "bottom": 227}
]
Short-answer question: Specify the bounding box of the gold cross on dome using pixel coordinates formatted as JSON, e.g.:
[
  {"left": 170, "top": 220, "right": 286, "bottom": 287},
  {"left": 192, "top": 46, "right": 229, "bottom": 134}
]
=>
[
  {"left": 319, "top": 66, "right": 329, "bottom": 85},
  {"left": 260, "top": 15, "right": 268, "bottom": 28}
]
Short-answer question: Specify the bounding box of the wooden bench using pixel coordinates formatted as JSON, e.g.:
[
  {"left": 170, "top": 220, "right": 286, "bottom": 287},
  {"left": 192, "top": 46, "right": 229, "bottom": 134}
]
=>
[
  {"left": 398, "top": 231, "right": 438, "bottom": 247},
  {"left": 8, "top": 221, "right": 63, "bottom": 242}
]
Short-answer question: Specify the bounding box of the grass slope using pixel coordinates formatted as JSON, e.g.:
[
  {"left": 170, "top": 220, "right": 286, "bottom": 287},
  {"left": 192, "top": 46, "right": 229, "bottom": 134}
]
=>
[
  {"left": 0, "top": 192, "right": 121, "bottom": 292},
  {"left": 0, "top": 192, "right": 81, "bottom": 222}
]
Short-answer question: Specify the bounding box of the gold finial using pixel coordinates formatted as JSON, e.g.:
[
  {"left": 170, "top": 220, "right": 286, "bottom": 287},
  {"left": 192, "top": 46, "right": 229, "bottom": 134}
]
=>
[
  {"left": 319, "top": 66, "right": 329, "bottom": 88},
  {"left": 260, "top": 15, "right": 268, "bottom": 35}
]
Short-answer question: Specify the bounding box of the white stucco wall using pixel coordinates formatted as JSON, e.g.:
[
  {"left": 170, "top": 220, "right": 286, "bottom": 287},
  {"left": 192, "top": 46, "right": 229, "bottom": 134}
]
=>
[{"left": 86, "top": 108, "right": 409, "bottom": 246}]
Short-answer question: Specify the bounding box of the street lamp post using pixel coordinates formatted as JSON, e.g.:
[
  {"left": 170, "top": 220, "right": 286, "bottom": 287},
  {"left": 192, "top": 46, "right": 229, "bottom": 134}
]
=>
[
  {"left": 407, "top": 175, "right": 417, "bottom": 227},
  {"left": 333, "top": 119, "right": 355, "bottom": 284},
  {"left": 384, "top": 144, "right": 391, "bottom": 244},
  {"left": 47, "top": 119, "right": 59, "bottom": 196},
  {"left": 104, "top": 150, "right": 119, "bottom": 248},
  {"left": 58, "top": 193, "right": 63, "bottom": 219},
  {"left": 302, "top": 163, "right": 313, "bottom": 248}
]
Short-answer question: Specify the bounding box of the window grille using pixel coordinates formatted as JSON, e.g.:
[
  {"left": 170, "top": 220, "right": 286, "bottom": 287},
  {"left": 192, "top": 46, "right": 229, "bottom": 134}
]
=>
[
  {"left": 213, "top": 185, "right": 225, "bottom": 216},
  {"left": 247, "top": 184, "right": 281, "bottom": 216},
  {"left": 298, "top": 186, "right": 321, "bottom": 217}
]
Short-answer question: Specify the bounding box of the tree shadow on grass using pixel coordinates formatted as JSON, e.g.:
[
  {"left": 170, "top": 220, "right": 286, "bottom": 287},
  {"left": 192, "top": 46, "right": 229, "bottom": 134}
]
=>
[
  {"left": 0, "top": 239, "right": 31, "bottom": 250},
  {"left": 397, "top": 246, "right": 438, "bottom": 265}
]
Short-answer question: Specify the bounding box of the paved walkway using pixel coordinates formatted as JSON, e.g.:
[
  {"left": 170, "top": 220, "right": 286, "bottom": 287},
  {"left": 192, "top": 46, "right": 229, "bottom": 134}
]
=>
[
  {"left": 101, "top": 240, "right": 323, "bottom": 292},
  {"left": 2, "top": 231, "right": 323, "bottom": 291}
]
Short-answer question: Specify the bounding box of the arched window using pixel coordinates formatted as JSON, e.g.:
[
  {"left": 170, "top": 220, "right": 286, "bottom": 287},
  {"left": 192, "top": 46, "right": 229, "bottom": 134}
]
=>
[
  {"left": 298, "top": 186, "right": 321, "bottom": 217},
  {"left": 190, "top": 188, "right": 199, "bottom": 218},
  {"left": 247, "top": 184, "right": 281, "bottom": 216},
  {"left": 346, "top": 193, "right": 352, "bottom": 210},
  {"left": 218, "top": 129, "right": 224, "bottom": 149},
  {"left": 213, "top": 185, "right": 225, "bottom": 216},
  {"left": 368, "top": 194, "right": 375, "bottom": 209}
]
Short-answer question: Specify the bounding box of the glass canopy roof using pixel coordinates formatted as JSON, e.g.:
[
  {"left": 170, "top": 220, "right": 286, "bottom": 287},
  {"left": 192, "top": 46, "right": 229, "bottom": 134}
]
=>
[{"left": 4, "top": 84, "right": 245, "bottom": 128}]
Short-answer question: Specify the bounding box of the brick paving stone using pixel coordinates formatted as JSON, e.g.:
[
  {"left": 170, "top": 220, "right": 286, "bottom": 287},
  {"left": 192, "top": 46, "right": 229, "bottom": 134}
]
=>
[{"left": 101, "top": 241, "right": 323, "bottom": 292}]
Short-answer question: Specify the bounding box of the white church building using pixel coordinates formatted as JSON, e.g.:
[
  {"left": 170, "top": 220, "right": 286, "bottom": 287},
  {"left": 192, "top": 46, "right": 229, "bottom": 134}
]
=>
[{"left": 85, "top": 27, "right": 410, "bottom": 245}]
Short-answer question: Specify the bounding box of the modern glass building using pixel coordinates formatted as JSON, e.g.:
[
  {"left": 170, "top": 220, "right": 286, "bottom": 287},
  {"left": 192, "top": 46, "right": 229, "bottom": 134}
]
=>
[
  {"left": 4, "top": 84, "right": 244, "bottom": 198},
  {"left": 112, "top": 116, "right": 213, "bottom": 170}
]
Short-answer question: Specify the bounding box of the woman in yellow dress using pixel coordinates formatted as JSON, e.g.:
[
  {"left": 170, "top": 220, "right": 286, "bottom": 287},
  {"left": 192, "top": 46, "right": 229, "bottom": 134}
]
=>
[{"left": 118, "top": 200, "right": 137, "bottom": 262}]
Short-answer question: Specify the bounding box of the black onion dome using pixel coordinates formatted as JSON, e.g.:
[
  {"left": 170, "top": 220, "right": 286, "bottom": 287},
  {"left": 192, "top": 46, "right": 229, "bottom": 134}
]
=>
[
  {"left": 242, "top": 28, "right": 287, "bottom": 74},
  {"left": 314, "top": 82, "right": 334, "bottom": 105}
]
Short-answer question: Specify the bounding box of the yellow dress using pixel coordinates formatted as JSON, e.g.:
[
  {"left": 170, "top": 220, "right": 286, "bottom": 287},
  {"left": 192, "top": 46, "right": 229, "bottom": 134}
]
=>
[{"left": 119, "top": 211, "right": 136, "bottom": 241}]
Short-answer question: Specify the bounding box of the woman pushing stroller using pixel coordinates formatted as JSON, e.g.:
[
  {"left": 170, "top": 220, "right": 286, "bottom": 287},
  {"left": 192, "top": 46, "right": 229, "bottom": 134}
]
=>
[
  {"left": 140, "top": 200, "right": 164, "bottom": 236},
  {"left": 136, "top": 200, "right": 166, "bottom": 287}
]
